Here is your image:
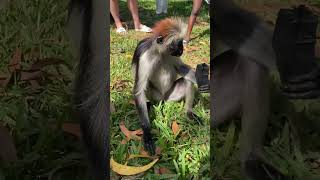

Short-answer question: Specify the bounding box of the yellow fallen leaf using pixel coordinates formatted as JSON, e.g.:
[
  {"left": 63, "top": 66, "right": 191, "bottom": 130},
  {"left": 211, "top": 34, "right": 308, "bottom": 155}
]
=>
[
  {"left": 110, "top": 157, "right": 159, "bottom": 176},
  {"left": 127, "top": 154, "right": 153, "bottom": 160}
]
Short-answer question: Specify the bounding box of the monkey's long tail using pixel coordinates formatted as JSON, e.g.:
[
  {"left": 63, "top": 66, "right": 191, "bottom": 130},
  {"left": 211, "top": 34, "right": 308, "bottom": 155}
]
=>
[
  {"left": 213, "top": 0, "right": 277, "bottom": 70},
  {"left": 71, "top": 0, "right": 109, "bottom": 179}
]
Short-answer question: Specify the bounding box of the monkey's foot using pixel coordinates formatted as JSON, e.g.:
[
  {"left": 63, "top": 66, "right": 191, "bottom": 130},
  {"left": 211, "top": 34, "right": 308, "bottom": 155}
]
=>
[
  {"left": 187, "top": 111, "right": 203, "bottom": 125},
  {"left": 244, "top": 159, "right": 289, "bottom": 180},
  {"left": 143, "top": 135, "right": 156, "bottom": 155}
]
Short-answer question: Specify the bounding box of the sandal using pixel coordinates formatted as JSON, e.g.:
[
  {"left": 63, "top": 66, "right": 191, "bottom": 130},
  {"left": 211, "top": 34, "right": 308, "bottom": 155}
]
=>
[
  {"left": 135, "top": 24, "right": 152, "bottom": 33},
  {"left": 116, "top": 27, "right": 127, "bottom": 34}
]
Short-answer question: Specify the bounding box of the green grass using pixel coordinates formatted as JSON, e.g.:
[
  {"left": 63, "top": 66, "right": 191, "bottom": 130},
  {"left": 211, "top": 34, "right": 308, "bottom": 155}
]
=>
[
  {"left": 110, "top": 0, "right": 210, "bottom": 179},
  {"left": 0, "top": 0, "right": 88, "bottom": 179}
]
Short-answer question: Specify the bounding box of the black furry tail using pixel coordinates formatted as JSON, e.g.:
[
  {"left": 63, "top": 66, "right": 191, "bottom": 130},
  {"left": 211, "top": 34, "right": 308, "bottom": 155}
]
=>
[
  {"left": 69, "top": 0, "right": 109, "bottom": 179},
  {"left": 212, "top": 0, "right": 276, "bottom": 70}
]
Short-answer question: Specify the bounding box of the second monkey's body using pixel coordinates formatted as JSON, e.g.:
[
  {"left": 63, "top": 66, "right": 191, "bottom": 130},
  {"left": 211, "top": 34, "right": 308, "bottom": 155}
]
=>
[{"left": 132, "top": 18, "right": 200, "bottom": 154}]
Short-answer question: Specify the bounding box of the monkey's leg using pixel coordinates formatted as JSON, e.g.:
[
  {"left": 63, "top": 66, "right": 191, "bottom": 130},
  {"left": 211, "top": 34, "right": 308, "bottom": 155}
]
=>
[
  {"left": 211, "top": 50, "right": 242, "bottom": 127},
  {"left": 164, "top": 78, "right": 202, "bottom": 124},
  {"left": 239, "top": 59, "right": 286, "bottom": 180}
]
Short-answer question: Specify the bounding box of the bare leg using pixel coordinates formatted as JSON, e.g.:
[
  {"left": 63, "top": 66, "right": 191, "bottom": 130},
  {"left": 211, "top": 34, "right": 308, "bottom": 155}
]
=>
[
  {"left": 185, "top": 0, "right": 203, "bottom": 42},
  {"left": 127, "top": 0, "right": 141, "bottom": 29},
  {"left": 110, "top": 0, "right": 123, "bottom": 29}
]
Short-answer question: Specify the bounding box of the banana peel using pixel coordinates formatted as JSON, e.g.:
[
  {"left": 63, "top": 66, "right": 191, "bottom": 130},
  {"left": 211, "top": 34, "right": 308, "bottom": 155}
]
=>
[{"left": 110, "top": 155, "right": 159, "bottom": 176}]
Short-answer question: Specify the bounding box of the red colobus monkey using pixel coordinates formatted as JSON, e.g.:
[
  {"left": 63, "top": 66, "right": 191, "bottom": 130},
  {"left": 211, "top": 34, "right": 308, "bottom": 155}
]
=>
[
  {"left": 132, "top": 18, "right": 202, "bottom": 155},
  {"left": 68, "top": 0, "right": 108, "bottom": 179}
]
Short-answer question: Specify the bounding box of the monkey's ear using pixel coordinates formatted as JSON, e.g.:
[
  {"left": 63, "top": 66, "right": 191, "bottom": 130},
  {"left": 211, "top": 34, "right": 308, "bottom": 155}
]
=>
[{"left": 156, "top": 36, "right": 164, "bottom": 44}]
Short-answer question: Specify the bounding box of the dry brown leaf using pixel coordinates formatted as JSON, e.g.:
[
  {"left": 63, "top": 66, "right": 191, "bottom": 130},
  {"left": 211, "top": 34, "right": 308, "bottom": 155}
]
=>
[
  {"left": 159, "top": 167, "right": 171, "bottom": 174},
  {"left": 121, "top": 139, "right": 127, "bottom": 145},
  {"left": 29, "top": 80, "right": 41, "bottom": 90},
  {"left": 129, "top": 99, "right": 135, "bottom": 105},
  {"left": 20, "top": 70, "right": 42, "bottom": 81},
  {"left": 140, "top": 148, "right": 149, "bottom": 156},
  {"left": 0, "top": 125, "right": 18, "bottom": 163},
  {"left": 8, "top": 48, "right": 22, "bottom": 72},
  {"left": 171, "top": 121, "right": 180, "bottom": 136},
  {"left": 184, "top": 46, "right": 199, "bottom": 53},
  {"left": 112, "top": 80, "right": 130, "bottom": 91},
  {"left": 0, "top": 73, "right": 12, "bottom": 88},
  {"left": 154, "top": 167, "right": 160, "bottom": 174},
  {"left": 155, "top": 147, "right": 162, "bottom": 155},
  {"left": 62, "top": 123, "right": 81, "bottom": 138},
  {"left": 119, "top": 121, "right": 142, "bottom": 141},
  {"left": 30, "top": 58, "right": 65, "bottom": 71},
  {"left": 132, "top": 129, "right": 143, "bottom": 136}
]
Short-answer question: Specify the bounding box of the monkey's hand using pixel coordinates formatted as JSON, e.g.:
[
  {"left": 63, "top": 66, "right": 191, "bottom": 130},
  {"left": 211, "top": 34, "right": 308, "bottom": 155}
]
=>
[
  {"left": 187, "top": 111, "right": 203, "bottom": 125},
  {"left": 143, "top": 131, "right": 156, "bottom": 155}
]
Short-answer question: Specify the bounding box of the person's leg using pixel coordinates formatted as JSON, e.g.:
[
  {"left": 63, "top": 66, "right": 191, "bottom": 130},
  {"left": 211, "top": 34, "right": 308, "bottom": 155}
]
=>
[
  {"left": 128, "top": 0, "right": 152, "bottom": 32},
  {"left": 127, "top": 0, "right": 141, "bottom": 29},
  {"left": 110, "top": 0, "right": 124, "bottom": 29},
  {"left": 185, "top": 0, "right": 203, "bottom": 43}
]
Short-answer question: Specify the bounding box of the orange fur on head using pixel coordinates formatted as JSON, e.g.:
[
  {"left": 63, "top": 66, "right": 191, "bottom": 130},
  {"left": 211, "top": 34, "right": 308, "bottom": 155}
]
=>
[
  {"left": 152, "top": 18, "right": 176, "bottom": 38},
  {"left": 151, "top": 18, "right": 186, "bottom": 39}
]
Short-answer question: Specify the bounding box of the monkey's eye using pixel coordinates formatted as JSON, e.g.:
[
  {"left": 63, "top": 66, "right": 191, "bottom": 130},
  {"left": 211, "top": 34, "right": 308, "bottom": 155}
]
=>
[{"left": 156, "top": 36, "right": 164, "bottom": 44}]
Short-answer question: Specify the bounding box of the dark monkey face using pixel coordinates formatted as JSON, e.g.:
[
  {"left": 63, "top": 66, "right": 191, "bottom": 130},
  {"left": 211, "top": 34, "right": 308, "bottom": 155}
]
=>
[
  {"left": 169, "top": 38, "right": 184, "bottom": 56},
  {"left": 157, "top": 36, "right": 184, "bottom": 57}
]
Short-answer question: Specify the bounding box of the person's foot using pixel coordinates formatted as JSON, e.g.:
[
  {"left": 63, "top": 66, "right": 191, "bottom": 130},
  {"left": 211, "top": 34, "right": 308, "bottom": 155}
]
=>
[
  {"left": 135, "top": 24, "right": 152, "bottom": 33},
  {"left": 116, "top": 27, "right": 127, "bottom": 34}
]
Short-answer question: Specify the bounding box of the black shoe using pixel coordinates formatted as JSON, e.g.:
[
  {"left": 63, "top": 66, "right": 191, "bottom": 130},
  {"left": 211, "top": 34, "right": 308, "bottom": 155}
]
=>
[
  {"left": 196, "top": 63, "right": 210, "bottom": 93},
  {"left": 273, "top": 5, "right": 320, "bottom": 99}
]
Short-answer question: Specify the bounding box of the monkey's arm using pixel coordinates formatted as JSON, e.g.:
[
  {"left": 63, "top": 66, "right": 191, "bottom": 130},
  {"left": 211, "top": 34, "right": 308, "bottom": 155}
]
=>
[
  {"left": 68, "top": 0, "right": 108, "bottom": 178},
  {"left": 132, "top": 52, "right": 157, "bottom": 155},
  {"left": 175, "top": 60, "right": 197, "bottom": 84},
  {"left": 214, "top": 0, "right": 276, "bottom": 70}
]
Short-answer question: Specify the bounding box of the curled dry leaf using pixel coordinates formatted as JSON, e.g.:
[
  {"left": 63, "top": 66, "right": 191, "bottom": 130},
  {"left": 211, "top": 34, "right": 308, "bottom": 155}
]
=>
[
  {"left": 119, "top": 121, "right": 142, "bottom": 141},
  {"left": 110, "top": 157, "right": 158, "bottom": 176},
  {"left": 62, "top": 123, "right": 81, "bottom": 138},
  {"left": 171, "top": 121, "right": 180, "bottom": 136}
]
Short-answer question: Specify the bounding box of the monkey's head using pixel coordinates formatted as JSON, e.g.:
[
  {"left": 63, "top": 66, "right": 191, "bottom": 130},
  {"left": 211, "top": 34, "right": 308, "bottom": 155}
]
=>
[{"left": 152, "top": 18, "right": 187, "bottom": 57}]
